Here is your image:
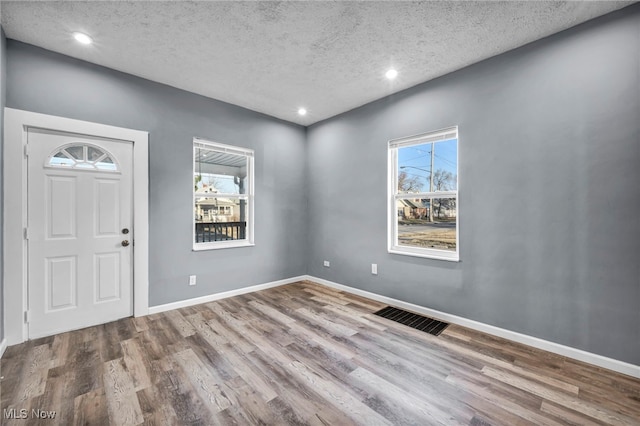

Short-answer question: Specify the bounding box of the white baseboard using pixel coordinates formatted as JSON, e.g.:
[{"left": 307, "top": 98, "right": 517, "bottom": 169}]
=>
[
  {"left": 0, "top": 338, "right": 7, "bottom": 359},
  {"left": 147, "top": 275, "right": 307, "bottom": 315},
  {"left": 306, "top": 275, "right": 640, "bottom": 379}
]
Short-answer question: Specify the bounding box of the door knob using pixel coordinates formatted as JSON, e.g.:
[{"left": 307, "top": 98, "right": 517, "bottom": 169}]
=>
[{"left": 122, "top": 240, "right": 130, "bottom": 247}]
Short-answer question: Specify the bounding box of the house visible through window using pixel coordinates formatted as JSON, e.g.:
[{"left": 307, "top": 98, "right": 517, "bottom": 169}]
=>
[
  {"left": 388, "top": 127, "right": 459, "bottom": 261},
  {"left": 193, "top": 139, "right": 254, "bottom": 250}
]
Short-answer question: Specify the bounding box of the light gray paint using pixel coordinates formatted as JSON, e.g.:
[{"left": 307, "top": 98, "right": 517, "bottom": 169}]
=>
[
  {"left": 0, "top": 26, "right": 6, "bottom": 343},
  {"left": 0, "top": 1, "right": 633, "bottom": 125},
  {"left": 307, "top": 7, "right": 640, "bottom": 365},
  {"left": 6, "top": 41, "right": 308, "bottom": 307}
]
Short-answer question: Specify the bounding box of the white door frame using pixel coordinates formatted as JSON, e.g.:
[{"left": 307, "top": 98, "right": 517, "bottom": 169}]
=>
[{"left": 3, "top": 108, "right": 149, "bottom": 345}]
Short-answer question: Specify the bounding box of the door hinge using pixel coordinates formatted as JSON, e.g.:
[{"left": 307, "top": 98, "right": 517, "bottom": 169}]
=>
[
  {"left": 24, "top": 310, "right": 30, "bottom": 323},
  {"left": 24, "top": 144, "right": 30, "bottom": 157},
  {"left": 24, "top": 227, "right": 30, "bottom": 240}
]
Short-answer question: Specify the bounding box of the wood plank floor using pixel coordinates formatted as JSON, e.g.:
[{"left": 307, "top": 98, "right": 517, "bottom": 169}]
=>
[{"left": 1, "top": 281, "right": 639, "bottom": 425}]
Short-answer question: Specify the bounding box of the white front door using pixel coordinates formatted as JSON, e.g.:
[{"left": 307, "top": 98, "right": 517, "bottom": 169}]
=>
[{"left": 27, "top": 128, "right": 134, "bottom": 338}]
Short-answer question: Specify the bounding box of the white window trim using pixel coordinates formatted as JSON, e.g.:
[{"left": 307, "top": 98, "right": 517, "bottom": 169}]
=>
[
  {"left": 388, "top": 126, "right": 460, "bottom": 262},
  {"left": 3, "top": 108, "right": 150, "bottom": 346},
  {"left": 193, "top": 138, "right": 255, "bottom": 251}
]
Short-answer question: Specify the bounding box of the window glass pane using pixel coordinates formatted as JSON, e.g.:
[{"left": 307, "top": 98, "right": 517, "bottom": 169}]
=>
[
  {"left": 49, "top": 156, "right": 74, "bottom": 167},
  {"left": 195, "top": 197, "right": 248, "bottom": 242},
  {"left": 195, "top": 148, "right": 247, "bottom": 195},
  {"left": 193, "top": 140, "right": 253, "bottom": 249},
  {"left": 87, "top": 146, "right": 105, "bottom": 161},
  {"left": 95, "top": 158, "right": 117, "bottom": 171},
  {"left": 66, "top": 145, "right": 84, "bottom": 160},
  {"left": 432, "top": 138, "right": 457, "bottom": 191},
  {"left": 397, "top": 138, "right": 457, "bottom": 193},
  {"left": 396, "top": 197, "right": 457, "bottom": 251},
  {"left": 397, "top": 145, "right": 430, "bottom": 193}
]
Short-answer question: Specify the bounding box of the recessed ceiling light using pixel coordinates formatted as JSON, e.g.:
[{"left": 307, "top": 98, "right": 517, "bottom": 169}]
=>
[
  {"left": 73, "top": 32, "right": 93, "bottom": 45},
  {"left": 298, "top": 108, "right": 307, "bottom": 116},
  {"left": 385, "top": 69, "right": 398, "bottom": 80}
]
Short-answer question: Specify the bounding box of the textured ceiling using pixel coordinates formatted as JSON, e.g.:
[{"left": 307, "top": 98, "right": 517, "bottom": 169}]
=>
[{"left": 0, "top": 1, "right": 635, "bottom": 126}]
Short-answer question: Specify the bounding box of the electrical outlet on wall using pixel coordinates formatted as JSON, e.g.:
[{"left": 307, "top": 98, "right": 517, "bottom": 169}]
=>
[
  {"left": 189, "top": 275, "right": 197, "bottom": 286},
  {"left": 371, "top": 263, "right": 378, "bottom": 275},
  {"left": 323, "top": 260, "right": 330, "bottom": 267}
]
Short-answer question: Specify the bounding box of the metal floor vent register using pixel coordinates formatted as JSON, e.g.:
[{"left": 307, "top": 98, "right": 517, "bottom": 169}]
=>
[{"left": 373, "top": 306, "right": 449, "bottom": 336}]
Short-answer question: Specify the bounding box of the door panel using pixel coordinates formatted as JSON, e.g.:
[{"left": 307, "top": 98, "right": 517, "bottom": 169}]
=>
[
  {"left": 47, "top": 176, "right": 77, "bottom": 238},
  {"left": 94, "top": 252, "right": 121, "bottom": 302},
  {"left": 27, "top": 128, "right": 133, "bottom": 338},
  {"left": 46, "top": 256, "right": 77, "bottom": 310},
  {"left": 95, "top": 178, "right": 120, "bottom": 236}
]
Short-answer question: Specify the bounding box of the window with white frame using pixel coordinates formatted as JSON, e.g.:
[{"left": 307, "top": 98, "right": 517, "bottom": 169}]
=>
[
  {"left": 193, "top": 139, "right": 254, "bottom": 250},
  {"left": 47, "top": 143, "right": 118, "bottom": 172},
  {"left": 388, "top": 127, "right": 459, "bottom": 261}
]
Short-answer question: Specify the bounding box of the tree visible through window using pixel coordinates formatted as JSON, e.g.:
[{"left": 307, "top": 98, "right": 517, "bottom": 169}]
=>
[
  {"left": 193, "top": 139, "right": 254, "bottom": 250},
  {"left": 388, "top": 127, "right": 459, "bottom": 261}
]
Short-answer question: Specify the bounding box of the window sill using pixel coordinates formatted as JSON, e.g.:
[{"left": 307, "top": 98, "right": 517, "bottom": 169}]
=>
[
  {"left": 193, "top": 241, "right": 255, "bottom": 251},
  {"left": 388, "top": 246, "right": 459, "bottom": 262}
]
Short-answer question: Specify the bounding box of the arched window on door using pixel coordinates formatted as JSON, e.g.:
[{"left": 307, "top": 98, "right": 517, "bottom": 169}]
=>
[{"left": 46, "top": 143, "right": 119, "bottom": 172}]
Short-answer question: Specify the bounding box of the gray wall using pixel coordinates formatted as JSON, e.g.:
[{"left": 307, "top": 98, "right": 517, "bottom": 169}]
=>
[
  {"left": 6, "top": 41, "right": 308, "bottom": 307},
  {"left": 0, "top": 26, "right": 6, "bottom": 343},
  {"left": 307, "top": 6, "right": 639, "bottom": 365}
]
